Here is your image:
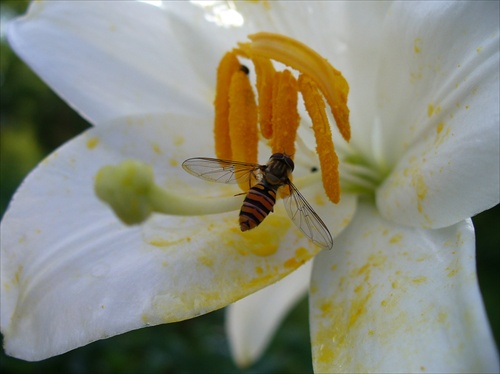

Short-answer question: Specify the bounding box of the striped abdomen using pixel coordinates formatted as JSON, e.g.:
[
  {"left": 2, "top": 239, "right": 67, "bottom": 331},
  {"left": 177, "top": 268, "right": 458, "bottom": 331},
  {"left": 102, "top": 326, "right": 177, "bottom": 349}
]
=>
[{"left": 239, "top": 183, "right": 277, "bottom": 231}]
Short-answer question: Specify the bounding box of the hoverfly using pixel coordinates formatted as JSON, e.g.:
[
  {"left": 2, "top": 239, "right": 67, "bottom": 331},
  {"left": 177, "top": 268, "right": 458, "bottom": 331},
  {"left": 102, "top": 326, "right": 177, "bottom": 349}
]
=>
[{"left": 182, "top": 153, "right": 333, "bottom": 250}]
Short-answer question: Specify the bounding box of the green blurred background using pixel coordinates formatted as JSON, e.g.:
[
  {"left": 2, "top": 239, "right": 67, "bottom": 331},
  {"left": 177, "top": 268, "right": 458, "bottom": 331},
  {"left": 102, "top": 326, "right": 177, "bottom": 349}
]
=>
[{"left": 1, "top": 1, "right": 498, "bottom": 373}]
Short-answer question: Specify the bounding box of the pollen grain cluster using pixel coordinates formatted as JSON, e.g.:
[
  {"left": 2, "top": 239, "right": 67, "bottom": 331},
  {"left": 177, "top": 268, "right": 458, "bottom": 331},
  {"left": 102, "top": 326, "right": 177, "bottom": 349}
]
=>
[{"left": 213, "top": 32, "right": 350, "bottom": 204}]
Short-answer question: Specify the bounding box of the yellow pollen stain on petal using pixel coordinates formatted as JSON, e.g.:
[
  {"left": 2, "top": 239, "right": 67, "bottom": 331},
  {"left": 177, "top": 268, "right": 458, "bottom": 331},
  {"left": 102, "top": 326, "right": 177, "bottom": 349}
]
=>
[
  {"left": 312, "top": 281, "right": 376, "bottom": 369},
  {"left": 412, "top": 276, "right": 427, "bottom": 284},
  {"left": 427, "top": 103, "right": 434, "bottom": 117},
  {"left": 427, "top": 103, "right": 441, "bottom": 118},
  {"left": 437, "top": 311, "right": 448, "bottom": 324},
  {"left": 347, "top": 286, "right": 372, "bottom": 328},
  {"left": 312, "top": 255, "right": 396, "bottom": 371},
  {"left": 389, "top": 233, "right": 403, "bottom": 244},
  {"left": 225, "top": 213, "right": 291, "bottom": 257},
  {"left": 295, "top": 247, "right": 309, "bottom": 262},
  {"left": 169, "top": 158, "right": 178, "bottom": 167},
  {"left": 284, "top": 257, "right": 299, "bottom": 268},
  {"left": 436, "top": 122, "right": 444, "bottom": 134},
  {"left": 248, "top": 241, "right": 277, "bottom": 256},
  {"left": 11, "top": 265, "right": 23, "bottom": 287},
  {"left": 247, "top": 0, "right": 271, "bottom": 10},
  {"left": 151, "top": 142, "right": 162, "bottom": 154},
  {"left": 243, "top": 273, "right": 276, "bottom": 291},
  {"left": 447, "top": 268, "right": 459, "bottom": 277},
  {"left": 413, "top": 173, "right": 428, "bottom": 213},
  {"left": 173, "top": 135, "right": 185, "bottom": 146},
  {"left": 198, "top": 255, "right": 214, "bottom": 267},
  {"left": 284, "top": 246, "right": 310, "bottom": 268},
  {"left": 414, "top": 37, "right": 422, "bottom": 54},
  {"left": 320, "top": 301, "right": 332, "bottom": 317},
  {"left": 152, "top": 291, "right": 222, "bottom": 323},
  {"left": 314, "top": 193, "right": 326, "bottom": 206},
  {"left": 86, "top": 137, "right": 100, "bottom": 149}
]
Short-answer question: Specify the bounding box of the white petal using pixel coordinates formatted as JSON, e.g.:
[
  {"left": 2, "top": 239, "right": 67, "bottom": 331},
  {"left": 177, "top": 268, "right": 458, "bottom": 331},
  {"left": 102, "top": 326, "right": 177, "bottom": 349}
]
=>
[
  {"left": 309, "top": 201, "right": 499, "bottom": 373},
  {"left": 223, "top": 163, "right": 358, "bottom": 368},
  {"left": 375, "top": 1, "right": 500, "bottom": 228},
  {"left": 1, "top": 114, "right": 336, "bottom": 361},
  {"left": 375, "top": 1, "right": 499, "bottom": 162},
  {"left": 226, "top": 260, "right": 312, "bottom": 368},
  {"left": 7, "top": 1, "right": 221, "bottom": 124}
]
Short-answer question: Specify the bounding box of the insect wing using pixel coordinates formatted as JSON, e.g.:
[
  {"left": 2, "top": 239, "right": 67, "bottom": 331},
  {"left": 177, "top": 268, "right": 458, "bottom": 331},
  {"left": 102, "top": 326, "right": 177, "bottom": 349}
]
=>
[
  {"left": 182, "top": 157, "right": 263, "bottom": 185},
  {"left": 283, "top": 182, "right": 334, "bottom": 250}
]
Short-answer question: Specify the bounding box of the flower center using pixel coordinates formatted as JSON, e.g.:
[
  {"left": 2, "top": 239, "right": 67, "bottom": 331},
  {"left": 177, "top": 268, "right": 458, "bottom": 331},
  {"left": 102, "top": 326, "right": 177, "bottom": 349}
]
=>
[
  {"left": 94, "top": 33, "right": 351, "bottom": 226},
  {"left": 214, "top": 33, "right": 350, "bottom": 204}
]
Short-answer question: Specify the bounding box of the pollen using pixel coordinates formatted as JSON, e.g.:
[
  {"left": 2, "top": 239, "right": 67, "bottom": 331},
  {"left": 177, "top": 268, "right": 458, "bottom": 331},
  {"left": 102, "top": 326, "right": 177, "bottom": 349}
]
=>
[
  {"left": 228, "top": 66, "right": 259, "bottom": 191},
  {"left": 214, "top": 52, "right": 241, "bottom": 160},
  {"left": 239, "top": 32, "right": 350, "bottom": 141},
  {"left": 228, "top": 68, "right": 259, "bottom": 165},
  {"left": 299, "top": 74, "right": 340, "bottom": 203},
  {"left": 252, "top": 55, "right": 275, "bottom": 139},
  {"left": 213, "top": 33, "right": 350, "bottom": 201},
  {"left": 271, "top": 70, "right": 299, "bottom": 156}
]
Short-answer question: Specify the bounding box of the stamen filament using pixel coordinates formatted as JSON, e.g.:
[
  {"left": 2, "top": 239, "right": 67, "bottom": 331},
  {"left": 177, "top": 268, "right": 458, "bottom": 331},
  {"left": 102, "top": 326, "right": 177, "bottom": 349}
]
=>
[{"left": 341, "top": 161, "right": 383, "bottom": 184}]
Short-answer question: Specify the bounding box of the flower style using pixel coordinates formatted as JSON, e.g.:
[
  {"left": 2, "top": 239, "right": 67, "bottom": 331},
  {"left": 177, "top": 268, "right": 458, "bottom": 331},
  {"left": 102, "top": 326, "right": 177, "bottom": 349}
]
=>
[{"left": 2, "top": 1, "right": 499, "bottom": 372}]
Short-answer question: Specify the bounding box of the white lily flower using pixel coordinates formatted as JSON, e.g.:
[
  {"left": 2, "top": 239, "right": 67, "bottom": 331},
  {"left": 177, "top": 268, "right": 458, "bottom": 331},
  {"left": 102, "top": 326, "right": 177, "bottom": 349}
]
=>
[{"left": 2, "top": 1, "right": 499, "bottom": 372}]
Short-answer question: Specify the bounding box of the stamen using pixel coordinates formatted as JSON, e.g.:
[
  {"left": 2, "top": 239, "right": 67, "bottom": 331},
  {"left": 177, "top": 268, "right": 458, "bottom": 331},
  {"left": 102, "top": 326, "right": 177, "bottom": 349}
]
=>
[
  {"left": 299, "top": 74, "right": 340, "bottom": 204},
  {"left": 95, "top": 160, "right": 244, "bottom": 225},
  {"left": 214, "top": 33, "right": 350, "bottom": 202},
  {"left": 252, "top": 56, "right": 275, "bottom": 139},
  {"left": 214, "top": 52, "right": 241, "bottom": 160},
  {"left": 228, "top": 68, "right": 259, "bottom": 191},
  {"left": 239, "top": 32, "right": 350, "bottom": 141},
  {"left": 271, "top": 70, "right": 300, "bottom": 157},
  {"left": 228, "top": 69, "right": 259, "bottom": 164}
]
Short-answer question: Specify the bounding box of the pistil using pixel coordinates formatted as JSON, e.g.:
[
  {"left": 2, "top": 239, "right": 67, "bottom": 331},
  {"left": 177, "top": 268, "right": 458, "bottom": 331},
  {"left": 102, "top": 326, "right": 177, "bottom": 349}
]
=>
[{"left": 94, "top": 160, "right": 244, "bottom": 225}]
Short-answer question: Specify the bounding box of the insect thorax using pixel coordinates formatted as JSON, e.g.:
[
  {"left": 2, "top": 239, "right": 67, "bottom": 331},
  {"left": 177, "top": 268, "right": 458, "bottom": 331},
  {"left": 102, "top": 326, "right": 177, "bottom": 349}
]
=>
[{"left": 264, "top": 159, "right": 292, "bottom": 187}]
